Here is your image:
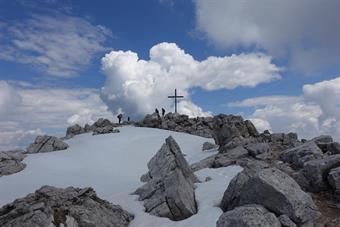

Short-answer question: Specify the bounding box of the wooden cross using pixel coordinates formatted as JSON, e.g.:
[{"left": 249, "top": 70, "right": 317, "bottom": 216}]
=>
[{"left": 168, "top": 88, "right": 184, "bottom": 113}]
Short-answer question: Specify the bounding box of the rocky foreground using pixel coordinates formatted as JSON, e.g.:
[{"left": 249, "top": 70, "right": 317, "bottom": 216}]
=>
[{"left": 1, "top": 112, "right": 340, "bottom": 226}]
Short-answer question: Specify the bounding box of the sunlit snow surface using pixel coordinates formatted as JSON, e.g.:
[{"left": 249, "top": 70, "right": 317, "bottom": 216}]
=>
[{"left": 0, "top": 126, "right": 242, "bottom": 227}]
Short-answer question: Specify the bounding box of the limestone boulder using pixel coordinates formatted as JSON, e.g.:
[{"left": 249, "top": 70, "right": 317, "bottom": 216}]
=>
[
  {"left": 26, "top": 135, "right": 69, "bottom": 153},
  {"left": 280, "top": 141, "right": 323, "bottom": 169},
  {"left": 65, "top": 124, "right": 84, "bottom": 138},
  {"left": 221, "top": 167, "right": 320, "bottom": 225},
  {"left": 134, "top": 136, "right": 198, "bottom": 221},
  {"left": 0, "top": 151, "right": 26, "bottom": 177},
  {"left": 217, "top": 204, "right": 281, "bottom": 227},
  {"left": 303, "top": 154, "right": 340, "bottom": 192},
  {"left": 0, "top": 185, "right": 133, "bottom": 227},
  {"left": 93, "top": 125, "right": 120, "bottom": 135}
]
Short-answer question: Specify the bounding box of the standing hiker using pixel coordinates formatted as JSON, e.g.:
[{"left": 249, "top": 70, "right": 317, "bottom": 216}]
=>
[
  {"left": 162, "top": 108, "right": 165, "bottom": 117},
  {"left": 155, "top": 108, "right": 159, "bottom": 115},
  {"left": 117, "top": 114, "right": 123, "bottom": 124}
]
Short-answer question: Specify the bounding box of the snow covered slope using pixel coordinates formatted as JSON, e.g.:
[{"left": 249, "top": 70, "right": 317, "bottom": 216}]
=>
[{"left": 0, "top": 126, "right": 241, "bottom": 227}]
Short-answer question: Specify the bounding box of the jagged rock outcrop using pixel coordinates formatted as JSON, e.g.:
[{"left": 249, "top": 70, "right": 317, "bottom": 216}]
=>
[
  {"left": 26, "top": 135, "right": 69, "bottom": 153},
  {"left": 280, "top": 141, "right": 324, "bottom": 169},
  {"left": 0, "top": 185, "right": 133, "bottom": 227},
  {"left": 0, "top": 151, "right": 26, "bottom": 177},
  {"left": 303, "top": 154, "right": 340, "bottom": 192},
  {"left": 221, "top": 167, "right": 320, "bottom": 226},
  {"left": 211, "top": 114, "right": 259, "bottom": 152},
  {"left": 93, "top": 125, "right": 120, "bottom": 135},
  {"left": 137, "top": 112, "right": 214, "bottom": 138},
  {"left": 65, "top": 124, "right": 84, "bottom": 138},
  {"left": 216, "top": 204, "right": 281, "bottom": 227},
  {"left": 65, "top": 118, "right": 122, "bottom": 138},
  {"left": 134, "top": 136, "right": 198, "bottom": 221},
  {"left": 202, "top": 141, "right": 218, "bottom": 151},
  {"left": 312, "top": 135, "right": 340, "bottom": 155}
]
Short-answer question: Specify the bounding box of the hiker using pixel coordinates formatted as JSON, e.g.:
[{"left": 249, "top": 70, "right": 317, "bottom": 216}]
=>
[
  {"left": 155, "top": 108, "right": 159, "bottom": 115},
  {"left": 162, "top": 108, "right": 165, "bottom": 117},
  {"left": 117, "top": 114, "right": 123, "bottom": 124},
  {"left": 127, "top": 116, "right": 130, "bottom": 122}
]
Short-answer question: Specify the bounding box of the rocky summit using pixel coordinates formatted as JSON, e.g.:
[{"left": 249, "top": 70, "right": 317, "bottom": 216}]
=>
[
  {"left": 0, "top": 185, "right": 134, "bottom": 227},
  {"left": 134, "top": 136, "right": 198, "bottom": 221}
]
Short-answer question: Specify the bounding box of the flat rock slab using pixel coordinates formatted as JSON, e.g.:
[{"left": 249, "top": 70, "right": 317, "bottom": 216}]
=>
[
  {"left": 134, "top": 136, "right": 198, "bottom": 221},
  {"left": 26, "top": 135, "right": 69, "bottom": 153},
  {"left": 0, "top": 151, "right": 26, "bottom": 177},
  {"left": 217, "top": 204, "right": 281, "bottom": 227},
  {"left": 0, "top": 185, "right": 133, "bottom": 227}
]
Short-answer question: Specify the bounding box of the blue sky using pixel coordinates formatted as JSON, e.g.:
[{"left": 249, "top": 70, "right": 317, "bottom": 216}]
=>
[{"left": 1, "top": 0, "right": 340, "bottom": 149}]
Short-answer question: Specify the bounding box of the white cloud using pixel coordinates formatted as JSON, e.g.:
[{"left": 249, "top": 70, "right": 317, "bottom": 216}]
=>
[
  {"left": 230, "top": 77, "right": 340, "bottom": 141},
  {"left": 0, "top": 14, "right": 111, "bottom": 77},
  {"left": 0, "top": 81, "right": 113, "bottom": 150},
  {"left": 101, "top": 42, "right": 280, "bottom": 118},
  {"left": 195, "top": 0, "right": 340, "bottom": 74}
]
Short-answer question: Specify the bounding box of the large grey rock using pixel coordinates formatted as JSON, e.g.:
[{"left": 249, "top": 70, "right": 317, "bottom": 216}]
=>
[
  {"left": 26, "top": 135, "right": 69, "bottom": 153},
  {"left": 245, "top": 142, "right": 270, "bottom": 160},
  {"left": 280, "top": 141, "right": 323, "bottom": 169},
  {"left": 328, "top": 166, "right": 340, "bottom": 193},
  {"left": 216, "top": 204, "right": 281, "bottom": 227},
  {"left": 93, "top": 118, "right": 113, "bottom": 128},
  {"left": 134, "top": 136, "right": 198, "bottom": 221},
  {"left": 0, "top": 185, "right": 133, "bottom": 227},
  {"left": 0, "top": 151, "right": 26, "bottom": 177},
  {"left": 221, "top": 167, "right": 320, "bottom": 225},
  {"left": 303, "top": 154, "right": 340, "bottom": 192}
]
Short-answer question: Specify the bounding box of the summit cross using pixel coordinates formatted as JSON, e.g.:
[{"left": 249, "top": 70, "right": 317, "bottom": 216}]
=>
[{"left": 168, "top": 88, "right": 184, "bottom": 114}]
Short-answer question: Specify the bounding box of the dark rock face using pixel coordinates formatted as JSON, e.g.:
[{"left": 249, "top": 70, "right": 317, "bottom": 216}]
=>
[
  {"left": 303, "top": 154, "right": 340, "bottom": 192},
  {"left": 0, "top": 151, "right": 26, "bottom": 177},
  {"left": 221, "top": 167, "right": 320, "bottom": 226},
  {"left": 328, "top": 166, "right": 340, "bottom": 193},
  {"left": 278, "top": 214, "right": 297, "bottom": 227},
  {"left": 280, "top": 141, "right": 324, "bottom": 169},
  {"left": 245, "top": 143, "right": 270, "bottom": 160},
  {"left": 137, "top": 112, "right": 214, "bottom": 138},
  {"left": 0, "top": 185, "right": 133, "bottom": 227},
  {"left": 134, "top": 136, "right": 198, "bottom": 221},
  {"left": 216, "top": 204, "right": 281, "bottom": 227},
  {"left": 26, "top": 135, "right": 69, "bottom": 153}
]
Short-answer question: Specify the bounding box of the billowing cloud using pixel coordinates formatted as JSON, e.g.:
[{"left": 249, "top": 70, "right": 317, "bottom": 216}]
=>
[
  {"left": 101, "top": 42, "right": 280, "bottom": 118},
  {"left": 0, "top": 81, "right": 113, "bottom": 150},
  {"left": 195, "top": 0, "right": 340, "bottom": 74},
  {"left": 0, "top": 14, "right": 111, "bottom": 77},
  {"left": 230, "top": 77, "right": 340, "bottom": 141}
]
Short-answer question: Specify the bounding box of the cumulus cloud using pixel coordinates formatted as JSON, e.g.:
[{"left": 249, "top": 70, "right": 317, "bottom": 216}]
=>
[
  {"left": 101, "top": 42, "right": 280, "bottom": 118},
  {"left": 195, "top": 0, "right": 340, "bottom": 74},
  {"left": 0, "top": 81, "right": 113, "bottom": 150},
  {"left": 0, "top": 14, "right": 111, "bottom": 77},
  {"left": 230, "top": 77, "right": 340, "bottom": 141}
]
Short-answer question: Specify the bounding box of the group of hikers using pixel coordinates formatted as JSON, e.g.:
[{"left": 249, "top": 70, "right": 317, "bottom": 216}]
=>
[{"left": 116, "top": 108, "right": 166, "bottom": 124}]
